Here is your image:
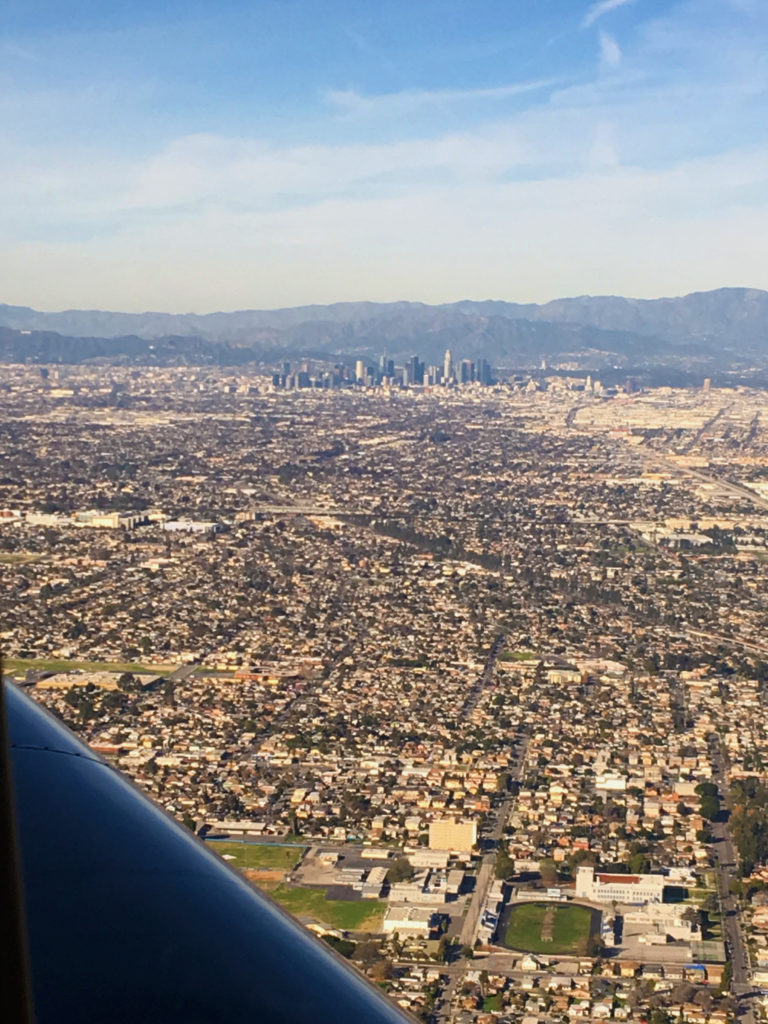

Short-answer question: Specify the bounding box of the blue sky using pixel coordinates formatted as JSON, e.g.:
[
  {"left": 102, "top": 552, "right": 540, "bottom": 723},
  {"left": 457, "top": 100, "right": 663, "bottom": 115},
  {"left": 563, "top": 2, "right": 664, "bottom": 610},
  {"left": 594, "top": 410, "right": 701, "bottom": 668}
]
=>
[{"left": 2, "top": 0, "right": 767, "bottom": 311}]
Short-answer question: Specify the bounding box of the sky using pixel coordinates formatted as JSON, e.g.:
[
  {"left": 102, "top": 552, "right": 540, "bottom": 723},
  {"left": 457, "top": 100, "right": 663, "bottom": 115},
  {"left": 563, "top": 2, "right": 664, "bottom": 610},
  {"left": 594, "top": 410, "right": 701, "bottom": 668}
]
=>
[{"left": 1, "top": 0, "right": 767, "bottom": 312}]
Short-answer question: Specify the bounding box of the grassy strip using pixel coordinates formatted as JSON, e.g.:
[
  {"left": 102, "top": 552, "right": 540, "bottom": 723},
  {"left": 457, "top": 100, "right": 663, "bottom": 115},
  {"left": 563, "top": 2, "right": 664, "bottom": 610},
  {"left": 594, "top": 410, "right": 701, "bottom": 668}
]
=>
[{"left": 3, "top": 657, "right": 176, "bottom": 676}]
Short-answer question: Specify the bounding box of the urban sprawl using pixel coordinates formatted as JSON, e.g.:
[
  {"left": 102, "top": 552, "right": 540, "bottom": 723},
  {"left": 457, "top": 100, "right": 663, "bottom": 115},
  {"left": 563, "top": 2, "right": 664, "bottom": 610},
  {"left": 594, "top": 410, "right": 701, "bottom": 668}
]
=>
[{"left": 4, "top": 363, "right": 768, "bottom": 1023}]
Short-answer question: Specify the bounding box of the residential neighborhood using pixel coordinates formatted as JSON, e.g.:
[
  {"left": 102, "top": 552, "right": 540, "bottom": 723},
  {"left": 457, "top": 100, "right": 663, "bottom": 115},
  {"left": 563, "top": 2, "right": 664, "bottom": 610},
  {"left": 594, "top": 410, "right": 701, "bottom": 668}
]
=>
[{"left": 4, "top": 366, "right": 768, "bottom": 1021}]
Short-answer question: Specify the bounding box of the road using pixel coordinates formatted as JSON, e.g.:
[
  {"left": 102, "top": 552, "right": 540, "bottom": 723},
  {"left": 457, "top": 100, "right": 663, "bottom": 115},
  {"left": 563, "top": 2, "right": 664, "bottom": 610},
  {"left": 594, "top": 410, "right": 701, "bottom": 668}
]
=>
[
  {"left": 709, "top": 740, "right": 756, "bottom": 1024},
  {"left": 456, "top": 633, "right": 512, "bottom": 950},
  {"left": 460, "top": 634, "right": 506, "bottom": 719},
  {"left": 682, "top": 404, "right": 733, "bottom": 454},
  {"left": 459, "top": 733, "right": 530, "bottom": 950},
  {"left": 430, "top": 732, "right": 529, "bottom": 1022}
]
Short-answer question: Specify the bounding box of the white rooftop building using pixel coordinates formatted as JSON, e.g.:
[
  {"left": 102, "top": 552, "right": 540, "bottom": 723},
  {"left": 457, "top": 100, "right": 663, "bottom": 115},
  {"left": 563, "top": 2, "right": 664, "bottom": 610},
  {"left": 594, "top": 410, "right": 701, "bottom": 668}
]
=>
[{"left": 576, "top": 866, "right": 666, "bottom": 905}]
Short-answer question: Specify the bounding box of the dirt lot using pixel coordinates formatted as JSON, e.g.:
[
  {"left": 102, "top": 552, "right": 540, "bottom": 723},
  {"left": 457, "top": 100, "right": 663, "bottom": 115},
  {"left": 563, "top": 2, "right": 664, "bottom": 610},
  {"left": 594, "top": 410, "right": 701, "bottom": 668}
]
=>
[{"left": 242, "top": 868, "right": 287, "bottom": 891}]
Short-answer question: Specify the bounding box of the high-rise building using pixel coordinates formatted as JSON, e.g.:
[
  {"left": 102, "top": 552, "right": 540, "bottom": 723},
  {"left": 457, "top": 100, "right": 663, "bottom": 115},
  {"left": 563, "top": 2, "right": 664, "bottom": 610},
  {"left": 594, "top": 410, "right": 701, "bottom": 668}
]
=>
[
  {"left": 428, "top": 818, "right": 477, "bottom": 854},
  {"left": 406, "top": 355, "right": 424, "bottom": 386},
  {"left": 355, "top": 360, "right": 365, "bottom": 384},
  {"left": 443, "top": 349, "right": 453, "bottom": 383},
  {"left": 476, "top": 358, "right": 491, "bottom": 385}
]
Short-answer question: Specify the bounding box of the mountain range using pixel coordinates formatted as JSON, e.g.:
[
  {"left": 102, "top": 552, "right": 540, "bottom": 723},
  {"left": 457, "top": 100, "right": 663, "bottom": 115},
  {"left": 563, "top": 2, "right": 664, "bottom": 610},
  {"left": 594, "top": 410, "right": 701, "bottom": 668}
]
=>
[{"left": 1, "top": 287, "right": 767, "bottom": 376}]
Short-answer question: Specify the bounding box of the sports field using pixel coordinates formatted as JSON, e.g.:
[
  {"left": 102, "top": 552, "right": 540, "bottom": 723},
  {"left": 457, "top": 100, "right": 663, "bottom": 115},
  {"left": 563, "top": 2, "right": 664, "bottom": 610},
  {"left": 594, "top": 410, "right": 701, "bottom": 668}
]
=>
[
  {"left": 501, "top": 902, "right": 598, "bottom": 954},
  {"left": 207, "top": 841, "right": 306, "bottom": 871},
  {"left": 270, "top": 885, "right": 385, "bottom": 933}
]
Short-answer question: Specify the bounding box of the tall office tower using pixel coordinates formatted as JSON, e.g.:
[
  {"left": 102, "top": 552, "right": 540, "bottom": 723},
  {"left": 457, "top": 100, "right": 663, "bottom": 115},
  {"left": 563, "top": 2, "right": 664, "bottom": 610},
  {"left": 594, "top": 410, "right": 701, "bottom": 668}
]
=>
[
  {"left": 407, "top": 355, "right": 424, "bottom": 386},
  {"left": 459, "top": 359, "right": 473, "bottom": 384},
  {"left": 355, "top": 359, "right": 365, "bottom": 384},
  {"left": 476, "top": 358, "right": 491, "bottom": 385},
  {"left": 443, "top": 349, "right": 453, "bottom": 383}
]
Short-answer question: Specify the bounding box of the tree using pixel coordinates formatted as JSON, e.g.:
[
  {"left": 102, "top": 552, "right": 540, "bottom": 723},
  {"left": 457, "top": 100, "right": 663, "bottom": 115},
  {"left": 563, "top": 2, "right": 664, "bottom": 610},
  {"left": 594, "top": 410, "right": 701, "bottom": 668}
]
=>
[
  {"left": 539, "top": 858, "right": 559, "bottom": 885},
  {"left": 719, "top": 961, "right": 733, "bottom": 993},
  {"left": 322, "top": 934, "right": 355, "bottom": 959},
  {"left": 670, "top": 982, "right": 696, "bottom": 1004},
  {"left": 699, "top": 794, "right": 721, "bottom": 821},
  {"left": 386, "top": 857, "right": 413, "bottom": 884},
  {"left": 117, "top": 672, "right": 139, "bottom": 692},
  {"left": 693, "top": 990, "right": 713, "bottom": 1011},
  {"left": 696, "top": 782, "right": 719, "bottom": 799},
  {"left": 370, "top": 958, "right": 393, "bottom": 983},
  {"left": 77, "top": 699, "right": 96, "bottom": 724},
  {"left": 577, "top": 934, "right": 605, "bottom": 958},
  {"left": 353, "top": 940, "right": 380, "bottom": 965},
  {"left": 495, "top": 845, "right": 515, "bottom": 880},
  {"left": 628, "top": 852, "right": 651, "bottom": 874}
]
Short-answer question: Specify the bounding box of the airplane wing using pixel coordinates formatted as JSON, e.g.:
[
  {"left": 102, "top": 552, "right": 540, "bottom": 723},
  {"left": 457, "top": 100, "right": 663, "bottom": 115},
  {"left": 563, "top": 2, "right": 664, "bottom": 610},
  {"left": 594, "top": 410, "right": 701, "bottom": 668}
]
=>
[{"left": 1, "top": 680, "right": 414, "bottom": 1023}]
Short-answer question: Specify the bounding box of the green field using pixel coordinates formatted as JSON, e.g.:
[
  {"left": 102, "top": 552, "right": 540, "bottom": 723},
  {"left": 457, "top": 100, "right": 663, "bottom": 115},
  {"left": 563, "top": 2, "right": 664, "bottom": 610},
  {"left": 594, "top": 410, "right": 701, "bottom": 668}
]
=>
[
  {"left": 499, "top": 650, "right": 538, "bottom": 662},
  {"left": 207, "top": 841, "right": 306, "bottom": 871},
  {"left": 271, "top": 885, "right": 385, "bottom": 933},
  {"left": 0, "top": 553, "right": 42, "bottom": 564},
  {"left": 2, "top": 657, "right": 176, "bottom": 677},
  {"left": 503, "top": 902, "right": 597, "bottom": 954}
]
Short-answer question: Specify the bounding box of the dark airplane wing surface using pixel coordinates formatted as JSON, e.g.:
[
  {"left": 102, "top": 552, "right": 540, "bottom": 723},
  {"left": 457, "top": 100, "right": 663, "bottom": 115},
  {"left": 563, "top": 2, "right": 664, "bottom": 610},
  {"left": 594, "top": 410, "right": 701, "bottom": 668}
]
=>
[{"left": 1, "top": 680, "right": 414, "bottom": 1023}]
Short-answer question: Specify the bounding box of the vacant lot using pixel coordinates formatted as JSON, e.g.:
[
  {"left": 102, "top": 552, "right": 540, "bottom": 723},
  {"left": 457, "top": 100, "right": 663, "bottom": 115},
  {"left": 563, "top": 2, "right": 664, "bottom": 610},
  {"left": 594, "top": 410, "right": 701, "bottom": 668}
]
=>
[
  {"left": 207, "top": 841, "right": 306, "bottom": 872},
  {"left": 270, "top": 885, "right": 385, "bottom": 933},
  {"left": 502, "top": 902, "right": 597, "bottom": 954}
]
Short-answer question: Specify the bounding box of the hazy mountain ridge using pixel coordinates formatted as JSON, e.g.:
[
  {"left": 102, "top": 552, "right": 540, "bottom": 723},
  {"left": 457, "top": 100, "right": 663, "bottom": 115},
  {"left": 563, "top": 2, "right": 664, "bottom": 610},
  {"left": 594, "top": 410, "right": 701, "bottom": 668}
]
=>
[{"left": 0, "top": 288, "right": 764, "bottom": 369}]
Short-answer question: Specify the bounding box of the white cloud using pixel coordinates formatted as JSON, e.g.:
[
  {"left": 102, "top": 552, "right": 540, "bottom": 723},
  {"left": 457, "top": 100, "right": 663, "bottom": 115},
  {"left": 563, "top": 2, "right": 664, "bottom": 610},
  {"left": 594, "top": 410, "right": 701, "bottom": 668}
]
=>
[
  {"left": 583, "top": 0, "right": 637, "bottom": 29},
  {"left": 2, "top": 139, "right": 767, "bottom": 312},
  {"left": 324, "top": 79, "right": 559, "bottom": 117},
  {"left": 599, "top": 31, "right": 622, "bottom": 67}
]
